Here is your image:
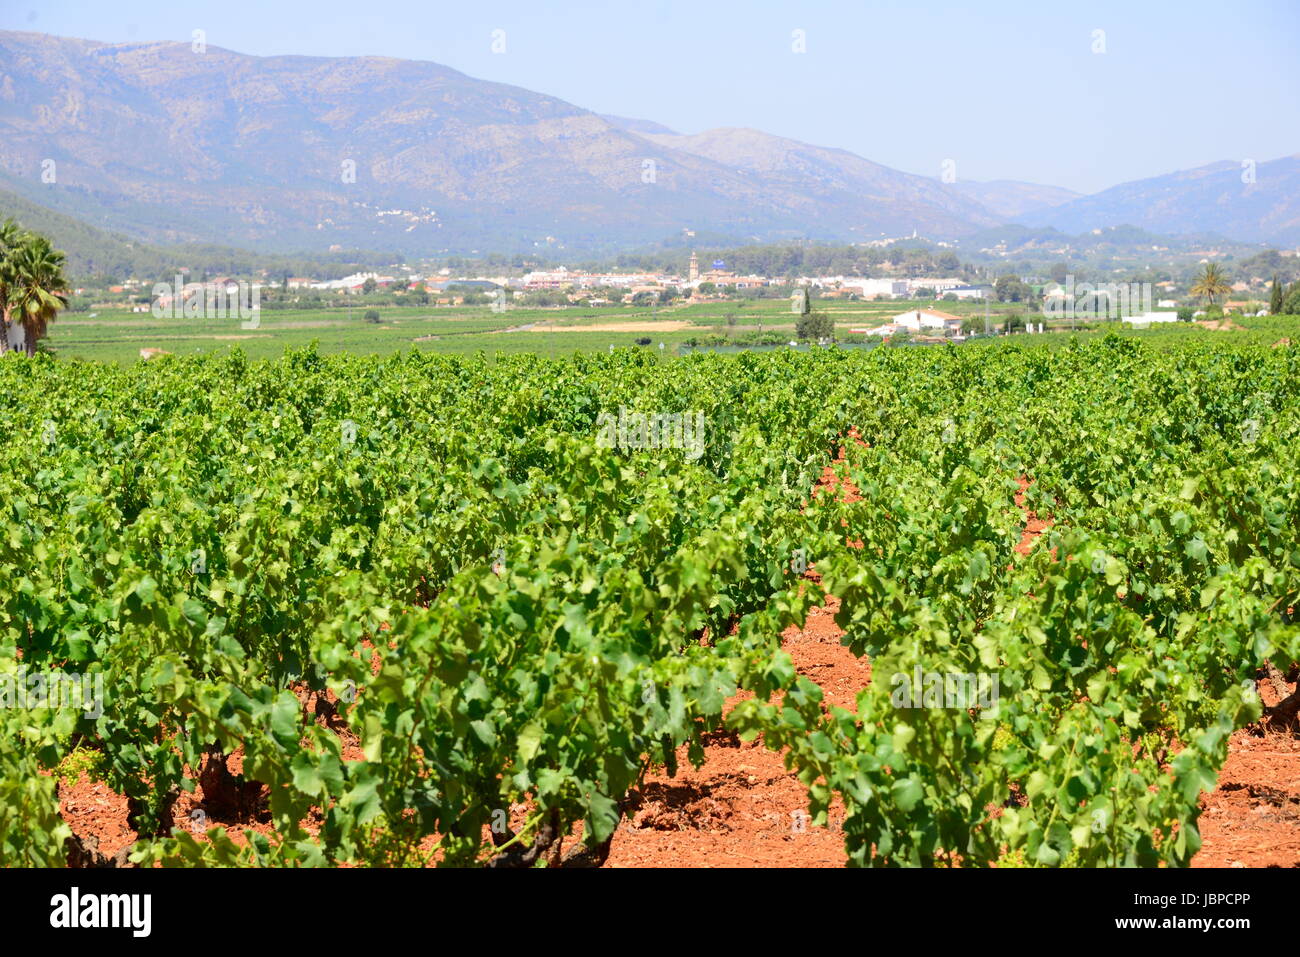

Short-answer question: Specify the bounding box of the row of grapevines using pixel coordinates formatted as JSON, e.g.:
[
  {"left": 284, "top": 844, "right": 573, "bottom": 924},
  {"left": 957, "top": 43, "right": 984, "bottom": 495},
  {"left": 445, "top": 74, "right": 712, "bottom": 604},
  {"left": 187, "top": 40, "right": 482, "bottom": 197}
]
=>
[{"left": 735, "top": 334, "right": 1298, "bottom": 866}]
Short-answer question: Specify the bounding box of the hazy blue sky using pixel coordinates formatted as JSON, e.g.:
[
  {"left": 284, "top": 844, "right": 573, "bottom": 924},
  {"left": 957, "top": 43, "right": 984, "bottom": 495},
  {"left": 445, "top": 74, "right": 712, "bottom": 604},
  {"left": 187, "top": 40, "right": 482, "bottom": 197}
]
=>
[{"left": 4, "top": 0, "right": 1297, "bottom": 194}]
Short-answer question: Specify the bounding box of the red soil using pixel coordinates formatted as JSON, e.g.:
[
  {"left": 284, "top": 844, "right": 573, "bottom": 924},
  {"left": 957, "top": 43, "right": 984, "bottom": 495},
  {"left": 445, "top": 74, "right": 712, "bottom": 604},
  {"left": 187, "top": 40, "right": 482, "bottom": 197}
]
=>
[
  {"left": 1193, "top": 676, "right": 1300, "bottom": 868},
  {"left": 603, "top": 592, "right": 869, "bottom": 867},
  {"left": 56, "top": 774, "right": 135, "bottom": 862},
  {"left": 1012, "top": 475, "right": 1054, "bottom": 558}
]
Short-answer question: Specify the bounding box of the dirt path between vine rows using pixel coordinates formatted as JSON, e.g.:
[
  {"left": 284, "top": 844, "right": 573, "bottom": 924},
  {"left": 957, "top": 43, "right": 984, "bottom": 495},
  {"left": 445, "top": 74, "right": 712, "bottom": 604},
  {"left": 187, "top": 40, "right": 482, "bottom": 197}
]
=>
[
  {"left": 1194, "top": 700, "right": 1300, "bottom": 867},
  {"left": 600, "top": 588, "right": 868, "bottom": 867},
  {"left": 602, "top": 434, "right": 870, "bottom": 866}
]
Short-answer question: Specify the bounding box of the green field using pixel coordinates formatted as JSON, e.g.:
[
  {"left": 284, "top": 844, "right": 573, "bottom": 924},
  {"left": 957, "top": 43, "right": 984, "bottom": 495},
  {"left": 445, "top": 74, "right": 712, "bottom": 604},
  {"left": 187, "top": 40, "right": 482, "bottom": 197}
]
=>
[
  {"left": 44, "top": 299, "right": 1299, "bottom": 363},
  {"left": 45, "top": 305, "right": 710, "bottom": 363},
  {"left": 40, "top": 298, "right": 1017, "bottom": 363}
]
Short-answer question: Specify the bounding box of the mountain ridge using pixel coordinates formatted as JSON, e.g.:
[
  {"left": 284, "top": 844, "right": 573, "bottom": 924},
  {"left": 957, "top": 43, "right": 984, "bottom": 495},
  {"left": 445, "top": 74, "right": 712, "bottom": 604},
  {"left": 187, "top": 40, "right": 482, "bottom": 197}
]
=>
[
  {"left": 0, "top": 30, "right": 1002, "bottom": 252},
  {"left": 1019, "top": 154, "right": 1300, "bottom": 244},
  {"left": 1, "top": 30, "right": 1297, "bottom": 251}
]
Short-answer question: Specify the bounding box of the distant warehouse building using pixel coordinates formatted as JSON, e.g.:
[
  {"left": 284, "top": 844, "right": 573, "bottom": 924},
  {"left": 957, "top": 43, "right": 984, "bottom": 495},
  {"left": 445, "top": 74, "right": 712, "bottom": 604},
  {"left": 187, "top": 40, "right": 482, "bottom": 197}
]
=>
[
  {"left": 906, "top": 277, "right": 966, "bottom": 295},
  {"left": 843, "top": 279, "right": 909, "bottom": 299}
]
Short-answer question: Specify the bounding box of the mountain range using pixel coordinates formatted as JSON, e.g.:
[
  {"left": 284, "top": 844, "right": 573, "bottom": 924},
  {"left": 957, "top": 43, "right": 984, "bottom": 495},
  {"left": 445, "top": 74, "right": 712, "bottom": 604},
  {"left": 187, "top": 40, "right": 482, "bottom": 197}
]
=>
[
  {"left": 1018, "top": 156, "right": 1300, "bottom": 243},
  {"left": 0, "top": 29, "right": 1297, "bottom": 255}
]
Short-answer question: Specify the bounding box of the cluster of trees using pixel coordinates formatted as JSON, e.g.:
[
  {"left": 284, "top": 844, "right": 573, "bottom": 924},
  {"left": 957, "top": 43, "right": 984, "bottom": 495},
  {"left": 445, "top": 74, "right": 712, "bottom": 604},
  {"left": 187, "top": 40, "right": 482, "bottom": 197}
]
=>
[
  {"left": 515, "top": 289, "right": 572, "bottom": 307},
  {"left": 1268, "top": 275, "right": 1300, "bottom": 315},
  {"left": 795, "top": 309, "right": 835, "bottom": 342},
  {"left": 1179, "top": 261, "right": 1300, "bottom": 313},
  {"left": 257, "top": 287, "right": 427, "bottom": 311},
  {"left": 994, "top": 275, "right": 1037, "bottom": 303},
  {"left": 684, "top": 331, "right": 795, "bottom": 348},
  {"left": 0, "top": 220, "right": 70, "bottom": 356},
  {"left": 1174, "top": 263, "right": 1300, "bottom": 315},
  {"left": 439, "top": 252, "right": 550, "bottom": 273},
  {"left": 1040, "top": 261, "right": 1176, "bottom": 288},
  {"left": 1240, "top": 250, "right": 1300, "bottom": 286}
]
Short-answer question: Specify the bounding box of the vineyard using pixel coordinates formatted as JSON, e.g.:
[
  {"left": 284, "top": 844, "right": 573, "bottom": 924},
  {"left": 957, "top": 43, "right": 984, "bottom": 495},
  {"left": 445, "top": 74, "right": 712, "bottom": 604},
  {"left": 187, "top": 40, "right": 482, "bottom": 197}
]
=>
[{"left": 2, "top": 333, "right": 1298, "bottom": 867}]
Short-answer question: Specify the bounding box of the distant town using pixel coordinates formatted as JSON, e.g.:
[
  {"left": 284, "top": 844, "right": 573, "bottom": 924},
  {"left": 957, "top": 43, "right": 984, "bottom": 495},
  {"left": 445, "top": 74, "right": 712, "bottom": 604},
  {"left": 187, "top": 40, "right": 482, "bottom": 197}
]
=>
[{"left": 84, "top": 242, "right": 1299, "bottom": 323}]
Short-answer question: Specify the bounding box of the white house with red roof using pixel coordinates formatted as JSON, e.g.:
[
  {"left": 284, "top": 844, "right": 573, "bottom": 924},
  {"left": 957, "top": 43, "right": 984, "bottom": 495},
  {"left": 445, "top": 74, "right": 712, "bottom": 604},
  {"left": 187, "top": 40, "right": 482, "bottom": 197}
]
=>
[{"left": 891, "top": 308, "right": 964, "bottom": 334}]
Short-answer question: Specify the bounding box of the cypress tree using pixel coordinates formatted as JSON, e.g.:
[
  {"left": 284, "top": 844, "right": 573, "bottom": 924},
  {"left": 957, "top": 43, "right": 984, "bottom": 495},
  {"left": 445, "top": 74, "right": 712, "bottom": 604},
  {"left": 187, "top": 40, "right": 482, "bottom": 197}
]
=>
[{"left": 1269, "top": 275, "right": 1284, "bottom": 315}]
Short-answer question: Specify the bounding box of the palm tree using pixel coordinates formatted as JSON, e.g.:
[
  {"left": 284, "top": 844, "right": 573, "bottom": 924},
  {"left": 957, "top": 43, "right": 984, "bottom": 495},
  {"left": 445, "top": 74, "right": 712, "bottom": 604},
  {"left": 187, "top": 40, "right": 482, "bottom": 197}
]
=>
[
  {"left": 9, "top": 234, "right": 69, "bottom": 356},
  {"left": 1190, "top": 263, "right": 1232, "bottom": 308},
  {"left": 0, "top": 219, "right": 26, "bottom": 355}
]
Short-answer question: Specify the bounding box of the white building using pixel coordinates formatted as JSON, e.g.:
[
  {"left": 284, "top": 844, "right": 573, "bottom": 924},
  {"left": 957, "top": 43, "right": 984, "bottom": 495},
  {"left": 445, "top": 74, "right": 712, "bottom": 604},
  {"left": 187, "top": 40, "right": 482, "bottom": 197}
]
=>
[
  {"left": 521, "top": 267, "right": 572, "bottom": 289},
  {"left": 946, "top": 285, "right": 991, "bottom": 300},
  {"left": 843, "top": 278, "right": 908, "bottom": 299},
  {"left": 892, "top": 308, "right": 964, "bottom": 334},
  {"left": 314, "top": 272, "right": 394, "bottom": 292},
  {"left": 1124, "top": 312, "right": 1181, "bottom": 327},
  {"left": 906, "top": 277, "right": 965, "bottom": 294}
]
